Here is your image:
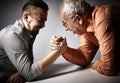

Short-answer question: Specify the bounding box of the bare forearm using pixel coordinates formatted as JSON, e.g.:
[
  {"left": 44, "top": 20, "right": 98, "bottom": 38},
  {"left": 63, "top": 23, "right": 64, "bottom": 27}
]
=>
[
  {"left": 63, "top": 46, "right": 97, "bottom": 66},
  {"left": 38, "top": 50, "right": 60, "bottom": 73},
  {"left": 63, "top": 47, "right": 88, "bottom": 66}
]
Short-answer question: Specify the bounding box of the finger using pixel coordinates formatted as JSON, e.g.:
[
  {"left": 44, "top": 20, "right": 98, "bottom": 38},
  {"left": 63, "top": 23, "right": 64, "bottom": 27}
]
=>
[
  {"left": 15, "top": 79, "right": 20, "bottom": 83},
  {"left": 50, "top": 46, "right": 60, "bottom": 50},
  {"left": 50, "top": 44, "right": 61, "bottom": 50},
  {"left": 50, "top": 38, "right": 60, "bottom": 43},
  {"left": 62, "top": 36, "right": 66, "bottom": 39},
  {"left": 19, "top": 78, "right": 24, "bottom": 83},
  {"left": 50, "top": 41, "right": 61, "bottom": 48},
  {"left": 62, "top": 37, "right": 67, "bottom": 45},
  {"left": 51, "top": 36, "right": 63, "bottom": 42},
  {"left": 59, "top": 42, "right": 63, "bottom": 47},
  {"left": 50, "top": 43, "right": 60, "bottom": 47},
  {"left": 50, "top": 42, "right": 61, "bottom": 48},
  {"left": 50, "top": 41, "right": 60, "bottom": 45},
  {"left": 51, "top": 36, "right": 57, "bottom": 40},
  {"left": 57, "top": 37, "right": 64, "bottom": 42},
  {"left": 7, "top": 77, "right": 14, "bottom": 83}
]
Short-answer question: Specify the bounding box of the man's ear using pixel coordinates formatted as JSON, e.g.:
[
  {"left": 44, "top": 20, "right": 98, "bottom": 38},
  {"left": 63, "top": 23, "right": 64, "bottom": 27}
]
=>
[
  {"left": 23, "top": 13, "right": 31, "bottom": 23},
  {"left": 75, "top": 15, "right": 82, "bottom": 25}
]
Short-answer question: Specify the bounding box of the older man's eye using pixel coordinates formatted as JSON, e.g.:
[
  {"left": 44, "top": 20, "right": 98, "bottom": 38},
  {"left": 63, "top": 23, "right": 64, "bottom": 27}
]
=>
[{"left": 62, "top": 21, "right": 67, "bottom": 27}]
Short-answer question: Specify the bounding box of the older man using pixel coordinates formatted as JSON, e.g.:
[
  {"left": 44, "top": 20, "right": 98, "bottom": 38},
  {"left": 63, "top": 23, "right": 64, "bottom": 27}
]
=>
[{"left": 50, "top": 0, "right": 120, "bottom": 76}]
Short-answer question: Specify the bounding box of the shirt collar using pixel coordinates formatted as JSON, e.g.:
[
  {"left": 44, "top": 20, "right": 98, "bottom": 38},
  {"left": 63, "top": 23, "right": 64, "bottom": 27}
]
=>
[{"left": 18, "top": 19, "right": 34, "bottom": 40}]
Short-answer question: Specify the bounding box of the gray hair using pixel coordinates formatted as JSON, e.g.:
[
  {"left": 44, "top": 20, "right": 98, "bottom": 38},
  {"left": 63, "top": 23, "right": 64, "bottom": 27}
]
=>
[{"left": 62, "top": 0, "right": 91, "bottom": 18}]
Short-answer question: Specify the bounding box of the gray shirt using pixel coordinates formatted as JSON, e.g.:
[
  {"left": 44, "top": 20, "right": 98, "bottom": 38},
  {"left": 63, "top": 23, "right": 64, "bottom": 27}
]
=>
[{"left": 0, "top": 20, "right": 42, "bottom": 81}]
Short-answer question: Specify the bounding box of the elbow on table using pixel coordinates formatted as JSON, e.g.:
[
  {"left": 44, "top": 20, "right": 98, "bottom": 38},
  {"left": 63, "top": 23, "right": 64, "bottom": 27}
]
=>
[
  {"left": 77, "top": 61, "right": 91, "bottom": 67},
  {"left": 70, "top": 60, "right": 91, "bottom": 67},
  {"left": 21, "top": 70, "right": 40, "bottom": 81}
]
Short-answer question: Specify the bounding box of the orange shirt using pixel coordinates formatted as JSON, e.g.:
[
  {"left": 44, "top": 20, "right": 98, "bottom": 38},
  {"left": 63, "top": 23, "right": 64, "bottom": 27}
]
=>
[{"left": 63, "top": 5, "right": 120, "bottom": 76}]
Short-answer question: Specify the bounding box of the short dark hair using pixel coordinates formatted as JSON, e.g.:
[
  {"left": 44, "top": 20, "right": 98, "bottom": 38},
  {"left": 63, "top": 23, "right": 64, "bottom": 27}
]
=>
[{"left": 22, "top": 0, "right": 49, "bottom": 13}]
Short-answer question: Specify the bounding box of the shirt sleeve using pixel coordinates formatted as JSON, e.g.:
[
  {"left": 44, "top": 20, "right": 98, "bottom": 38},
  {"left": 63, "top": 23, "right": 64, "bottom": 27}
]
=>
[
  {"left": 2, "top": 31, "right": 42, "bottom": 81},
  {"left": 92, "top": 6, "right": 115, "bottom": 75}
]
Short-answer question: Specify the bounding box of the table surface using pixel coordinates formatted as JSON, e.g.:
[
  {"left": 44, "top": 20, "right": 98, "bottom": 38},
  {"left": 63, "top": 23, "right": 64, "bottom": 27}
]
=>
[{"left": 26, "top": 62, "right": 120, "bottom": 83}]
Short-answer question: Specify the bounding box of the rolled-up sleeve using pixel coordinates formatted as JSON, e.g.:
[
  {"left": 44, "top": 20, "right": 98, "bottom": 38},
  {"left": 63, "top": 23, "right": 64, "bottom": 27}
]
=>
[
  {"left": 1, "top": 31, "right": 42, "bottom": 81},
  {"left": 92, "top": 6, "right": 116, "bottom": 75}
]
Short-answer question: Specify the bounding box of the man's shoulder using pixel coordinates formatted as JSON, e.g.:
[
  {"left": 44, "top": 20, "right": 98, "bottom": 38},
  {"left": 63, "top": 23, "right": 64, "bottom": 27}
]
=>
[
  {"left": 93, "top": 5, "right": 113, "bottom": 18},
  {"left": 1, "top": 20, "right": 26, "bottom": 41},
  {"left": 95, "top": 4, "right": 120, "bottom": 12}
]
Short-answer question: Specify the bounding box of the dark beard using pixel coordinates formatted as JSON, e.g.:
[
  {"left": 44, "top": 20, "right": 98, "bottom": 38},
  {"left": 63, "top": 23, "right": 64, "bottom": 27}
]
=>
[{"left": 32, "top": 31, "right": 39, "bottom": 37}]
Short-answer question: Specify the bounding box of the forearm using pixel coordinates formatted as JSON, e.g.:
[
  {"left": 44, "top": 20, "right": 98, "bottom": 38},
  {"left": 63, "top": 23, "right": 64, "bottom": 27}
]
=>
[
  {"left": 62, "top": 33, "right": 98, "bottom": 66},
  {"left": 63, "top": 47, "right": 89, "bottom": 66},
  {"left": 38, "top": 50, "right": 60, "bottom": 73},
  {"left": 63, "top": 44, "right": 98, "bottom": 67}
]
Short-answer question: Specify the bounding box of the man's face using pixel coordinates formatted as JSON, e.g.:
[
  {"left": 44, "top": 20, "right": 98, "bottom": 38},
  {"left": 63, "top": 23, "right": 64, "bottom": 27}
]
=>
[
  {"left": 28, "top": 7, "right": 47, "bottom": 35},
  {"left": 60, "top": 9, "right": 88, "bottom": 36}
]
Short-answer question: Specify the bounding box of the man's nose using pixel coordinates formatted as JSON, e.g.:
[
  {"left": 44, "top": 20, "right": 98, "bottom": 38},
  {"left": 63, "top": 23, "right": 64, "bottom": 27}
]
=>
[{"left": 65, "top": 27, "right": 69, "bottom": 31}]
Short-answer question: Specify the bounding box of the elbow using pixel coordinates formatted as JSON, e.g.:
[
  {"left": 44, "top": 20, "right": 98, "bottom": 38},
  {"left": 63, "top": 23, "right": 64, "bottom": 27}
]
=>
[
  {"left": 77, "top": 61, "right": 90, "bottom": 67},
  {"left": 24, "top": 78, "right": 33, "bottom": 82},
  {"left": 79, "top": 58, "right": 93, "bottom": 67},
  {"left": 92, "top": 62, "right": 117, "bottom": 76},
  {"left": 67, "top": 59, "right": 91, "bottom": 67},
  {"left": 23, "top": 69, "right": 42, "bottom": 81},
  {"left": 102, "top": 73, "right": 115, "bottom": 76},
  {"left": 21, "top": 70, "right": 39, "bottom": 81},
  {"left": 24, "top": 75, "right": 35, "bottom": 82},
  {"left": 20, "top": 62, "right": 42, "bottom": 81},
  {"left": 77, "top": 58, "right": 92, "bottom": 67},
  {"left": 98, "top": 69, "right": 117, "bottom": 76}
]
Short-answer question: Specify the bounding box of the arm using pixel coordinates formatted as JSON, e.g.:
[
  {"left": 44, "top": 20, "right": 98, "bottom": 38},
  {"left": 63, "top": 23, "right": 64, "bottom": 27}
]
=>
[
  {"left": 91, "top": 6, "right": 116, "bottom": 76},
  {"left": 40, "top": 36, "right": 67, "bottom": 73},
  {"left": 38, "top": 50, "right": 61, "bottom": 73},
  {"left": 7, "top": 72, "right": 26, "bottom": 83},
  {"left": 63, "top": 33, "right": 98, "bottom": 67},
  {"left": 7, "top": 51, "right": 61, "bottom": 82},
  {"left": 50, "top": 35, "right": 98, "bottom": 67},
  {"left": 2, "top": 32, "right": 63, "bottom": 81}
]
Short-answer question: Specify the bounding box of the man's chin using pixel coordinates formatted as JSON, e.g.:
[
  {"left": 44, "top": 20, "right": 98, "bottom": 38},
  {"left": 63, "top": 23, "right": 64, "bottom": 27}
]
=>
[{"left": 32, "top": 31, "right": 39, "bottom": 35}]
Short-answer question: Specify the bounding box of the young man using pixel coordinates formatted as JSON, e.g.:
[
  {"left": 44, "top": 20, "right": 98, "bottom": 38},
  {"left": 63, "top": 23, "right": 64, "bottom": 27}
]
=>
[
  {"left": 0, "top": 0, "right": 66, "bottom": 82},
  {"left": 50, "top": 0, "right": 120, "bottom": 76}
]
